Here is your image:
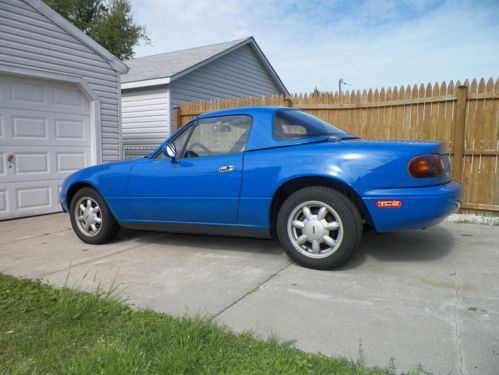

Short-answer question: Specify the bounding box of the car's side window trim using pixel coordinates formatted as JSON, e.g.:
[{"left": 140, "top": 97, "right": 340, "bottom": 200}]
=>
[{"left": 176, "top": 120, "right": 197, "bottom": 159}]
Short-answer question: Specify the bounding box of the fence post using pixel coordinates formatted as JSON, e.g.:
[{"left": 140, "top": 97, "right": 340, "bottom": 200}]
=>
[
  {"left": 173, "top": 106, "right": 181, "bottom": 131},
  {"left": 283, "top": 96, "right": 292, "bottom": 107},
  {"left": 452, "top": 85, "right": 467, "bottom": 181}
]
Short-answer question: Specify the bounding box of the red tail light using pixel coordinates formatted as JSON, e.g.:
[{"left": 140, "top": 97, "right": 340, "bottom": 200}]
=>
[{"left": 408, "top": 154, "right": 445, "bottom": 178}]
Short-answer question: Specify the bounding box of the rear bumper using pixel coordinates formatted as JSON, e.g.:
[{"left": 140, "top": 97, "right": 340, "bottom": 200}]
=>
[{"left": 362, "top": 181, "right": 463, "bottom": 232}]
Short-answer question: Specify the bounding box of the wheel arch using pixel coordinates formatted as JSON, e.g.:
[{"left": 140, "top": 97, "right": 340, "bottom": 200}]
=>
[
  {"left": 269, "top": 176, "right": 373, "bottom": 236},
  {"left": 66, "top": 181, "right": 104, "bottom": 210}
]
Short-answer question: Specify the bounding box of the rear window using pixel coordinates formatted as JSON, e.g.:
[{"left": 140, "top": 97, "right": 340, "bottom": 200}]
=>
[{"left": 274, "top": 110, "right": 348, "bottom": 140}]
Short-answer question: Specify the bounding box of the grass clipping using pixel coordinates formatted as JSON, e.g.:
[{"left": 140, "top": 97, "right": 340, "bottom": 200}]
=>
[{"left": 0, "top": 273, "right": 422, "bottom": 374}]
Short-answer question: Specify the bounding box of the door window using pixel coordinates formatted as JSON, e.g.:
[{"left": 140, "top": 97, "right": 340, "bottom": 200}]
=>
[
  {"left": 182, "top": 115, "right": 252, "bottom": 158},
  {"left": 155, "top": 123, "right": 193, "bottom": 159}
]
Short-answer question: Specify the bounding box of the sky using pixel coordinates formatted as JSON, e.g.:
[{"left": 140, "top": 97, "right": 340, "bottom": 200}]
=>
[{"left": 129, "top": 0, "right": 499, "bottom": 93}]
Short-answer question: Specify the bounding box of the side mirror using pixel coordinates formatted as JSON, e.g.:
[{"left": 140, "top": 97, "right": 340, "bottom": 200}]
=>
[{"left": 162, "top": 143, "right": 177, "bottom": 160}]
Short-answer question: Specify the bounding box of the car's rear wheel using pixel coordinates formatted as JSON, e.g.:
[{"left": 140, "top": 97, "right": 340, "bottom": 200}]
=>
[
  {"left": 276, "top": 187, "right": 363, "bottom": 270},
  {"left": 69, "top": 187, "right": 120, "bottom": 244}
]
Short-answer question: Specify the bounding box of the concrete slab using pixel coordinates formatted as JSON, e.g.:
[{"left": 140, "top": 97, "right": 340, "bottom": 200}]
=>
[
  {"left": 217, "top": 224, "right": 499, "bottom": 374},
  {"left": 43, "top": 234, "right": 290, "bottom": 316},
  {"left": 0, "top": 214, "right": 498, "bottom": 374},
  {"left": 0, "top": 214, "right": 163, "bottom": 278},
  {"left": 0, "top": 213, "right": 71, "bottom": 245}
]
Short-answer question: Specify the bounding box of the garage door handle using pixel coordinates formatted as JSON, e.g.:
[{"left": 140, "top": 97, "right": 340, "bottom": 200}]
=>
[
  {"left": 219, "top": 165, "right": 235, "bottom": 173},
  {"left": 7, "top": 154, "right": 14, "bottom": 162}
]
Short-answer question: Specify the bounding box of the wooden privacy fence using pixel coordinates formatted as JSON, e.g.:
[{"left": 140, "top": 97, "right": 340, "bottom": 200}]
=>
[{"left": 175, "top": 78, "right": 499, "bottom": 216}]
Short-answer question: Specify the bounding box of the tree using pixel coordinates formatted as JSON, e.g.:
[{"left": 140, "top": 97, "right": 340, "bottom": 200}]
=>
[{"left": 44, "top": 0, "right": 148, "bottom": 60}]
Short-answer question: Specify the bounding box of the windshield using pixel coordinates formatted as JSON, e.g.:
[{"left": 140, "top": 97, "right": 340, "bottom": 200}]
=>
[{"left": 274, "top": 109, "right": 349, "bottom": 139}]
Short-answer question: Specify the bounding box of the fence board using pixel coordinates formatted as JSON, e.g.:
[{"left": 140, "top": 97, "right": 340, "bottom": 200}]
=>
[{"left": 177, "top": 77, "right": 499, "bottom": 216}]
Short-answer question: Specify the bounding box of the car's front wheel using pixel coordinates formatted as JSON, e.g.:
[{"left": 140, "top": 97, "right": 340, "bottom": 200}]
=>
[
  {"left": 69, "top": 187, "right": 120, "bottom": 244},
  {"left": 276, "top": 187, "right": 363, "bottom": 270}
]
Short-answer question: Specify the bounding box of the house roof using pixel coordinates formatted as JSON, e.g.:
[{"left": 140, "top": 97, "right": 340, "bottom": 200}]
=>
[
  {"left": 121, "top": 37, "right": 288, "bottom": 94},
  {"left": 25, "top": 0, "right": 128, "bottom": 73}
]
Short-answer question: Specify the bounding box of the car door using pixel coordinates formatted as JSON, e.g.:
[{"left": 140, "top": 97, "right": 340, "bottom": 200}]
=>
[{"left": 128, "top": 115, "right": 252, "bottom": 224}]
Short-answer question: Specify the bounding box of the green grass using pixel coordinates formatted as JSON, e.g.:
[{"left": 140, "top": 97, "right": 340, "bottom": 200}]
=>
[{"left": 0, "top": 273, "right": 421, "bottom": 374}]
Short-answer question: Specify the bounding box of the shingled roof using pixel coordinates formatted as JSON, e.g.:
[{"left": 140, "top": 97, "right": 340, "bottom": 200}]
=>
[{"left": 122, "top": 37, "right": 288, "bottom": 94}]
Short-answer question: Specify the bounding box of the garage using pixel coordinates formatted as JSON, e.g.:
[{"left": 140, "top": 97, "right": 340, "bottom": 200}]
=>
[
  {"left": 0, "top": 75, "right": 92, "bottom": 219},
  {"left": 0, "top": 0, "right": 128, "bottom": 220}
]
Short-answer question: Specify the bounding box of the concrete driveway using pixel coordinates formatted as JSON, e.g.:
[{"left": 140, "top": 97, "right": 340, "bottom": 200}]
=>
[{"left": 1, "top": 213, "right": 498, "bottom": 374}]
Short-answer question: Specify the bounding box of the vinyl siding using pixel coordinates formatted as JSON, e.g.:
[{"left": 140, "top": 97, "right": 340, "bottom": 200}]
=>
[
  {"left": 170, "top": 45, "right": 281, "bottom": 107},
  {"left": 121, "top": 86, "right": 169, "bottom": 158},
  {"left": 0, "top": 0, "right": 121, "bottom": 161}
]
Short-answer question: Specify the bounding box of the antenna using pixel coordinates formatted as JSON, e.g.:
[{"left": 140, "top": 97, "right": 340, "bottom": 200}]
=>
[{"left": 339, "top": 78, "right": 348, "bottom": 94}]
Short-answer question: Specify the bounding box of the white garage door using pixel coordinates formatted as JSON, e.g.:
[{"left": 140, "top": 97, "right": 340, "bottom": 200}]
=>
[{"left": 0, "top": 75, "right": 92, "bottom": 220}]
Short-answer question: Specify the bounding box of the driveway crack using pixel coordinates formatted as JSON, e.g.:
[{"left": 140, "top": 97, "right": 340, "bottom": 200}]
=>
[
  {"left": 212, "top": 261, "right": 293, "bottom": 320},
  {"left": 450, "top": 269, "right": 466, "bottom": 375}
]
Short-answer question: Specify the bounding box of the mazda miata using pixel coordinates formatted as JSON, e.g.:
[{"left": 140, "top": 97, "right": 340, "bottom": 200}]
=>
[{"left": 61, "top": 107, "right": 462, "bottom": 269}]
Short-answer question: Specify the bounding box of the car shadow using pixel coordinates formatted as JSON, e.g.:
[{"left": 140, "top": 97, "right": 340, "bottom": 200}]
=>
[
  {"left": 341, "top": 225, "right": 455, "bottom": 270},
  {"left": 116, "top": 225, "right": 455, "bottom": 268},
  {"left": 117, "top": 228, "right": 283, "bottom": 256}
]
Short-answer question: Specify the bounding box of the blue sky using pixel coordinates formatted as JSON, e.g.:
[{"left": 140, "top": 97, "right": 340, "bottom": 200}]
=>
[{"left": 130, "top": 0, "right": 499, "bottom": 93}]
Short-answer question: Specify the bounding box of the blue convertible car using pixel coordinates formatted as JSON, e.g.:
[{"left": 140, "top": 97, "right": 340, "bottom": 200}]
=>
[{"left": 61, "top": 107, "right": 462, "bottom": 269}]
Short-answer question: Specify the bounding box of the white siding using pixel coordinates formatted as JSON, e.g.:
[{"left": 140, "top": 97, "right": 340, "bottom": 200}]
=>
[
  {"left": 121, "top": 86, "right": 169, "bottom": 158},
  {"left": 0, "top": 0, "right": 121, "bottom": 161},
  {"left": 170, "top": 45, "right": 281, "bottom": 107}
]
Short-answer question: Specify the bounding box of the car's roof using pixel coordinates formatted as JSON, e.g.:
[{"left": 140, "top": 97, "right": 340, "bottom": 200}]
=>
[{"left": 197, "top": 106, "right": 288, "bottom": 119}]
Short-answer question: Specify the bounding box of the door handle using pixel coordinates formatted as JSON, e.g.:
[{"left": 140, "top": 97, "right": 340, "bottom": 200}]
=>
[
  {"left": 7, "top": 154, "right": 14, "bottom": 162},
  {"left": 218, "top": 165, "right": 235, "bottom": 173}
]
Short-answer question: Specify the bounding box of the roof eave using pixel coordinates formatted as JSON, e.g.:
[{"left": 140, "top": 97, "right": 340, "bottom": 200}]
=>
[
  {"left": 121, "top": 77, "right": 170, "bottom": 90},
  {"left": 245, "top": 37, "right": 289, "bottom": 95},
  {"left": 25, "top": 0, "right": 129, "bottom": 74}
]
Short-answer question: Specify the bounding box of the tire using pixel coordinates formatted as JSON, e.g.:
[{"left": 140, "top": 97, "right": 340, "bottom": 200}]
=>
[
  {"left": 276, "top": 187, "right": 363, "bottom": 270},
  {"left": 69, "top": 187, "right": 120, "bottom": 244}
]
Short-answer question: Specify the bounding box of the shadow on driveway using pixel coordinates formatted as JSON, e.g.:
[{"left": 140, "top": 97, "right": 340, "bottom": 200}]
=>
[
  {"left": 113, "top": 224, "right": 455, "bottom": 269},
  {"left": 343, "top": 225, "right": 455, "bottom": 269}
]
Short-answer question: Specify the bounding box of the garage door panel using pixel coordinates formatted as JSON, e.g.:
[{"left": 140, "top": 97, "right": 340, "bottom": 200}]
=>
[
  {"left": 10, "top": 80, "right": 45, "bottom": 104},
  {"left": 55, "top": 119, "right": 85, "bottom": 140},
  {"left": 54, "top": 86, "right": 85, "bottom": 109},
  {"left": 0, "top": 152, "right": 5, "bottom": 175},
  {"left": 12, "top": 116, "right": 48, "bottom": 139},
  {"left": 0, "top": 180, "right": 67, "bottom": 220},
  {"left": 0, "top": 76, "right": 90, "bottom": 115},
  {"left": 14, "top": 152, "right": 49, "bottom": 175},
  {"left": 17, "top": 186, "right": 51, "bottom": 211},
  {"left": 0, "top": 190, "right": 7, "bottom": 213},
  {"left": 56, "top": 151, "right": 87, "bottom": 172},
  {"left": 0, "top": 109, "right": 90, "bottom": 146},
  {"left": 0, "top": 74, "right": 92, "bottom": 220},
  {"left": 0, "top": 115, "right": 4, "bottom": 138},
  {"left": 1, "top": 146, "right": 91, "bottom": 182}
]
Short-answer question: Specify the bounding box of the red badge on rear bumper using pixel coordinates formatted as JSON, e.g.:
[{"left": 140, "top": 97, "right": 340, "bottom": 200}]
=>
[{"left": 376, "top": 200, "right": 403, "bottom": 208}]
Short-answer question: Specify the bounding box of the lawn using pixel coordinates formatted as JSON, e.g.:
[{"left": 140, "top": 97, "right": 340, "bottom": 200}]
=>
[{"left": 0, "top": 273, "right": 420, "bottom": 374}]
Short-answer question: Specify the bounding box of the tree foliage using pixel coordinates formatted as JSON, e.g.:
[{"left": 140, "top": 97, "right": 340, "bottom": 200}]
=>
[{"left": 44, "top": 0, "right": 148, "bottom": 60}]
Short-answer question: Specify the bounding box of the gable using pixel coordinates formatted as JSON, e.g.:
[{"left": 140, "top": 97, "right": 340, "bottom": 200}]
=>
[{"left": 170, "top": 44, "right": 282, "bottom": 105}]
